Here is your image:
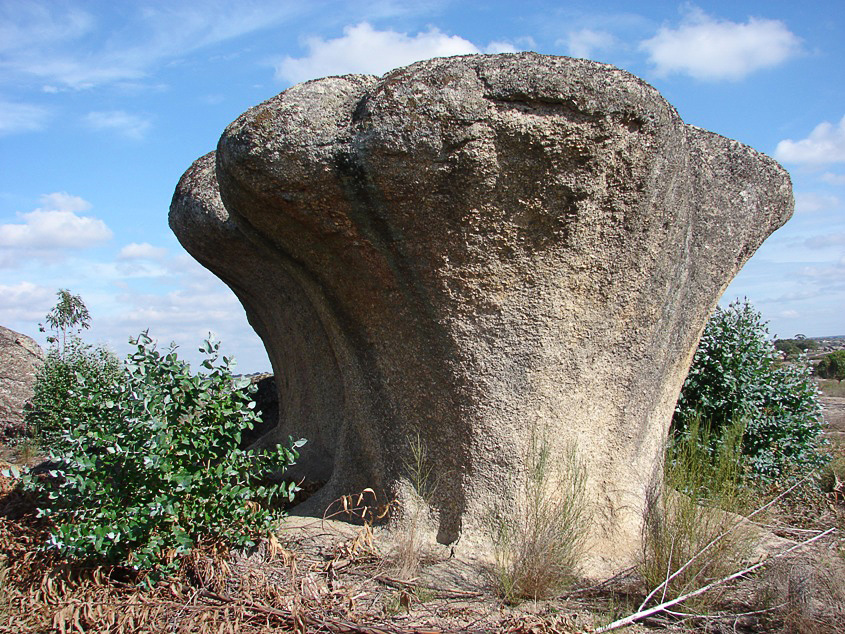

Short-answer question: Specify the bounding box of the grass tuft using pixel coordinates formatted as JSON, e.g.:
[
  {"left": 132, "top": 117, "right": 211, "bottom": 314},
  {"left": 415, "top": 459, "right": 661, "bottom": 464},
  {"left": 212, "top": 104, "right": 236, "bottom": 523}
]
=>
[
  {"left": 391, "top": 432, "right": 438, "bottom": 581},
  {"left": 0, "top": 556, "right": 8, "bottom": 619},
  {"left": 818, "top": 378, "right": 845, "bottom": 398},
  {"left": 640, "top": 415, "right": 756, "bottom": 609},
  {"left": 16, "top": 436, "right": 41, "bottom": 465},
  {"left": 491, "top": 430, "right": 587, "bottom": 603}
]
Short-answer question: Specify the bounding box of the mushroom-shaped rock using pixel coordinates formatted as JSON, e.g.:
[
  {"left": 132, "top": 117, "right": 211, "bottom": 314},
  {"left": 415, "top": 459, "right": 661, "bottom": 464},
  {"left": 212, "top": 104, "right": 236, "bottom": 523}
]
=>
[{"left": 170, "top": 53, "right": 792, "bottom": 577}]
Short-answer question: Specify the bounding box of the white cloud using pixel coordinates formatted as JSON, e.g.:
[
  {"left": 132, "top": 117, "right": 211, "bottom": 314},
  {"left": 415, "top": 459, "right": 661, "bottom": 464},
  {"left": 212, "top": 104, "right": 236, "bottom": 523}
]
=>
[
  {"left": 484, "top": 41, "right": 518, "bottom": 54},
  {"left": 0, "top": 192, "right": 112, "bottom": 251},
  {"left": 0, "top": 100, "right": 50, "bottom": 135},
  {"left": 640, "top": 6, "right": 801, "bottom": 81},
  {"left": 85, "top": 110, "right": 151, "bottom": 139},
  {"left": 798, "top": 257, "right": 845, "bottom": 279},
  {"left": 276, "top": 22, "right": 481, "bottom": 84},
  {"left": 115, "top": 242, "right": 171, "bottom": 278},
  {"left": 821, "top": 172, "right": 845, "bottom": 185},
  {"left": 561, "top": 29, "right": 617, "bottom": 59},
  {"left": 775, "top": 116, "right": 845, "bottom": 164},
  {"left": 118, "top": 242, "right": 168, "bottom": 260},
  {"left": 1, "top": 2, "right": 468, "bottom": 94},
  {"left": 0, "top": 211, "right": 112, "bottom": 249},
  {"left": 1, "top": 250, "right": 270, "bottom": 371},
  {"left": 96, "top": 256, "right": 270, "bottom": 371},
  {"left": 794, "top": 192, "right": 841, "bottom": 214},
  {"left": 39, "top": 191, "right": 91, "bottom": 213},
  {"left": 0, "top": 281, "right": 53, "bottom": 323},
  {"left": 0, "top": 0, "right": 307, "bottom": 90},
  {"left": 0, "top": 2, "right": 93, "bottom": 57},
  {"left": 0, "top": 2, "right": 142, "bottom": 89},
  {"left": 762, "top": 289, "right": 822, "bottom": 303},
  {"left": 805, "top": 233, "right": 845, "bottom": 249}
]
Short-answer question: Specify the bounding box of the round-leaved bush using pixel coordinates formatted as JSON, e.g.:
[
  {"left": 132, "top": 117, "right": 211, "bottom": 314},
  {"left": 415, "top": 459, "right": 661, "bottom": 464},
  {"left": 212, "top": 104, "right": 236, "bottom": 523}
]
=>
[
  {"left": 23, "top": 332, "right": 304, "bottom": 581},
  {"left": 674, "top": 299, "right": 827, "bottom": 482},
  {"left": 25, "top": 336, "right": 123, "bottom": 444}
]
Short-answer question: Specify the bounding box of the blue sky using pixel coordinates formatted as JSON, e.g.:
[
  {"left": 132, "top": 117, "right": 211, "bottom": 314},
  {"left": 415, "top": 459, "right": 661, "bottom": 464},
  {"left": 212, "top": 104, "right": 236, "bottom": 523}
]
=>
[{"left": 1, "top": 0, "right": 843, "bottom": 372}]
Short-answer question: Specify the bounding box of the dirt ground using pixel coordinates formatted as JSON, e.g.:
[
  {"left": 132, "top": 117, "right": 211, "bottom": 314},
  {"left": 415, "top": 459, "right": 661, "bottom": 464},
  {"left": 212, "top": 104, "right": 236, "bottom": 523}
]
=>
[
  {"left": 1, "top": 397, "right": 844, "bottom": 632},
  {"left": 822, "top": 396, "right": 845, "bottom": 449},
  {"left": 1, "top": 479, "right": 842, "bottom": 633}
]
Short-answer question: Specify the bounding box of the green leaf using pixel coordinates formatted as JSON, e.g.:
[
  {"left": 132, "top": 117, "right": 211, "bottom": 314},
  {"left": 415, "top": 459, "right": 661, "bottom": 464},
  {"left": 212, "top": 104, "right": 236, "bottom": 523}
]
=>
[{"left": 1, "top": 465, "right": 22, "bottom": 478}]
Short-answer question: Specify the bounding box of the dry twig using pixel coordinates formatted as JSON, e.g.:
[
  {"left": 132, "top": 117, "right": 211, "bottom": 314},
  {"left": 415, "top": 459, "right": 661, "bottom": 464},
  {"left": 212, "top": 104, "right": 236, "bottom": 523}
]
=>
[
  {"left": 638, "top": 473, "right": 813, "bottom": 612},
  {"left": 596, "top": 527, "right": 835, "bottom": 632}
]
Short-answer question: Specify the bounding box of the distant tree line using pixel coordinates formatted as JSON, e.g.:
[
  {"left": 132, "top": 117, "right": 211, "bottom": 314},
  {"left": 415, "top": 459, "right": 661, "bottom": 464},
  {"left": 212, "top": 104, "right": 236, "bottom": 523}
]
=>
[{"left": 773, "top": 337, "right": 817, "bottom": 359}]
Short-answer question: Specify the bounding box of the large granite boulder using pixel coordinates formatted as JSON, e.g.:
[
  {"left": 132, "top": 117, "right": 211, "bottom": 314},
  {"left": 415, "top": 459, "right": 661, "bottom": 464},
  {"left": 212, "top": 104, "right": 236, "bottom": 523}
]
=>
[
  {"left": 0, "top": 326, "right": 44, "bottom": 439},
  {"left": 170, "top": 53, "right": 792, "bottom": 576}
]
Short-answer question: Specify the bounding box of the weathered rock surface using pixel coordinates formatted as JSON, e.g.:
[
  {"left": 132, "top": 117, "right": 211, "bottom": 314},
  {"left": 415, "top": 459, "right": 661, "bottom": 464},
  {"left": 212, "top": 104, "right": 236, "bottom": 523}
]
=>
[
  {"left": 0, "top": 326, "right": 44, "bottom": 439},
  {"left": 170, "top": 53, "right": 793, "bottom": 577}
]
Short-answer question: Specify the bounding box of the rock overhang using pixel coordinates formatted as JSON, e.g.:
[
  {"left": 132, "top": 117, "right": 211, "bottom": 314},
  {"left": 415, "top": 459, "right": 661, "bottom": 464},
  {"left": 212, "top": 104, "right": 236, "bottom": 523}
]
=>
[{"left": 170, "top": 53, "right": 793, "bottom": 578}]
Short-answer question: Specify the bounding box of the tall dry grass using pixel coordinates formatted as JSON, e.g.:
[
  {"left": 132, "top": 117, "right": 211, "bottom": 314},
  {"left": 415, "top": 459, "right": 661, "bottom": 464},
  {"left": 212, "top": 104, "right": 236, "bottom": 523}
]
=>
[
  {"left": 0, "top": 556, "right": 9, "bottom": 620},
  {"left": 491, "top": 431, "right": 587, "bottom": 603},
  {"left": 755, "top": 553, "right": 845, "bottom": 634},
  {"left": 818, "top": 378, "right": 845, "bottom": 398},
  {"left": 640, "top": 415, "right": 756, "bottom": 609},
  {"left": 391, "top": 432, "right": 438, "bottom": 581}
]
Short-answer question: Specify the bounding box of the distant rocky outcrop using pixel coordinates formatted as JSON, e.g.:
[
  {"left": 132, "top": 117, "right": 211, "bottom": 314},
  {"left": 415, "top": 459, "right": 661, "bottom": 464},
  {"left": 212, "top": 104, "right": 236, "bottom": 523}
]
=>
[
  {"left": 0, "top": 326, "right": 44, "bottom": 439},
  {"left": 170, "top": 53, "right": 793, "bottom": 577}
]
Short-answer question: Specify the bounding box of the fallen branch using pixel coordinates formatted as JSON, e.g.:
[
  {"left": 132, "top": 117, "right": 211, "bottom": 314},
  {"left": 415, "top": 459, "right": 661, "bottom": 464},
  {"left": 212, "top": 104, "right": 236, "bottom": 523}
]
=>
[
  {"left": 638, "top": 474, "right": 812, "bottom": 612},
  {"left": 561, "top": 566, "right": 637, "bottom": 596},
  {"left": 663, "top": 601, "right": 788, "bottom": 621},
  {"left": 596, "top": 527, "right": 835, "bottom": 633}
]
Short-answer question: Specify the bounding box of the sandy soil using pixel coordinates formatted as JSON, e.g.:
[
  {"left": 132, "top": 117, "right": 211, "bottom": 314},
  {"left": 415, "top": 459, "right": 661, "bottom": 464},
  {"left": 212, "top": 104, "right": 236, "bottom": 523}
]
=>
[{"left": 822, "top": 396, "right": 845, "bottom": 449}]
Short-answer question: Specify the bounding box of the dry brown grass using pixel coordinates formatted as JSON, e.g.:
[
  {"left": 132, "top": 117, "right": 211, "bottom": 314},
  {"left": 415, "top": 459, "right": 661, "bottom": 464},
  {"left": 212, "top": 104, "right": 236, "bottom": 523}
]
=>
[
  {"left": 2, "top": 445, "right": 844, "bottom": 633},
  {"left": 391, "top": 432, "right": 438, "bottom": 582},
  {"left": 818, "top": 378, "right": 845, "bottom": 398},
  {"left": 0, "top": 477, "right": 398, "bottom": 633},
  {"left": 0, "top": 510, "right": 314, "bottom": 632},
  {"left": 751, "top": 552, "right": 845, "bottom": 634},
  {"left": 491, "top": 433, "right": 588, "bottom": 603},
  {"left": 640, "top": 418, "right": 757, "bottom": 612},
  {"left": 739, "top": 476, "right": 845, "bottom": 634},
  {"left": 0, "top": 516, "right": 438, "bottom": 633}
]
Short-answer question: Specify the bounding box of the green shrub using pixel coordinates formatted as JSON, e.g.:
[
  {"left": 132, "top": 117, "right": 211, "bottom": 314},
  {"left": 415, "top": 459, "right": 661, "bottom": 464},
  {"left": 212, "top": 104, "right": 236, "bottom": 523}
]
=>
[
  {"left": 816, "top": 350, "right": 845, "bottom": 383},
  {"left": 21, "top": 332, "right": 304, "bottom": 582},
  {"left": 641, "top": 417, "right": 754, "bottom": 608},
  {"left": 675, "top": 299, "right": 827, "bottom": 481},
  {"left": 26, "top": 289, "right": 122, "bottom": 445},
  {"left": 25, "top": 336, "right": 122, "bottom": 444}
]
